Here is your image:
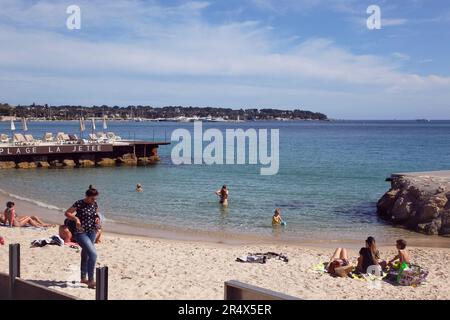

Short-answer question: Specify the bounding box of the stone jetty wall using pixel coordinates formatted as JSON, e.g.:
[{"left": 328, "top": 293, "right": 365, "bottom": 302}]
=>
[
  {"left": 377, "top": 172, "right": 450, "bottom": 236},
  {"left": 0, "top": 153, "right": 160, "bottom": 169}
]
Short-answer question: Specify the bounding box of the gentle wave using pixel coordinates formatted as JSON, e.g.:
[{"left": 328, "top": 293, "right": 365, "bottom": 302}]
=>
[
  {"left": 0, "top": 188, "right": 114, "bottom": 223},
  {"left": 0, "top": 187, "right": 64, "bottom": 212}
]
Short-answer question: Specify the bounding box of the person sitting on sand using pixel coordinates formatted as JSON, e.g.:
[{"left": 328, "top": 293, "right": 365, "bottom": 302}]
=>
[
  {"left": 326, "top": 247, "right": 353, "bottom": 277},
  {"left": 272, "top": 208, "right": 283, "bottom": 226},
  {"left": 356, "top": 236, "right": 386, "bottom": 273},
  {"left": 215, "top": 185, "right": 229, "bottom": 206},
  {"left": 387, "top": 239, "right": 410, "bottom": 268},
  {"left": 136, "top": 183, "right": 143, "bottom": 192},
  {"left": 4, "top": 202, "right": 54, "bottom": 228},
  {"left": 59, "top": 224, "right": 73, "bottom": 243}
]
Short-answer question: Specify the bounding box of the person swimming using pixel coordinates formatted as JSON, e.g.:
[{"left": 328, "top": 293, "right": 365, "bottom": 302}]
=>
[
  {"left": 215, "top": 185, "right": 229, "bottom": 206},
  {"left": 272, "top": 208, "right": 285, "bottom": 226},
  {"left": 136, "top": 183, "right": 143, "bottom": 192}
]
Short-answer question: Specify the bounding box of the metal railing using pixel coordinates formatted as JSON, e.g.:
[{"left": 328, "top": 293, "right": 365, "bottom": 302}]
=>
[
  {"left": 0, "top": 244, "right": 108, "bottom": 300},
  {"left": 224, "top": 280, "right": 300, "bottom": 300}
]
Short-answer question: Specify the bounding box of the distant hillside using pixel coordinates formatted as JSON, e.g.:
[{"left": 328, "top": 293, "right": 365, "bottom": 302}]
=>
[{"left": 0, "top": 102, "right": 328, "bottom": 121}]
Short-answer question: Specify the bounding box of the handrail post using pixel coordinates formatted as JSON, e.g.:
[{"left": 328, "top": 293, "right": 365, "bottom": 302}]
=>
[
  {"left": 96, "top": 266, "right": 108, "bottom": 300},
  {"left": 9, "top": 243, "right": 20, "bottom": 300}
]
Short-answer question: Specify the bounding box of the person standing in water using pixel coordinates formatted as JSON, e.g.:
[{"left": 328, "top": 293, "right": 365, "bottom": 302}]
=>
[
  {"left": 272, "top": 208, "right": 283, "bottom": 226},
  {"left": 215, "top": 185, "right": 229, "bottom": 206},
  {"left": 65, "top": 187, "right": 100, "bottom": 289},
  {"left": 136, "top": 183, "right": 143, "bottom": 192}
]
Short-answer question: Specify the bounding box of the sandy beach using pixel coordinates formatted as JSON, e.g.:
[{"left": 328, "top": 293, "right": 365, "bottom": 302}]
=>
[{"left": 1, "top": 195, "right": 450, "bottom": 300}]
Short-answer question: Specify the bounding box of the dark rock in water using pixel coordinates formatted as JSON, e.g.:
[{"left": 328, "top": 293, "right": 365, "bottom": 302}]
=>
[{"left": 377, "top": 173, "right": 450, "bottom": 236}]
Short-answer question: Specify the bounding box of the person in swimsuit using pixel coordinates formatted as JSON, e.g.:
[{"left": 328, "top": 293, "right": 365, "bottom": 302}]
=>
[
  {"left": 3, "top": 202, "right": 53, "bottom": 228},
  {"left": 136, "top": 184, "right": 143, "bottom": 192},
  {"left": 272, "top": 208, "right": 283, "bottom": 226},
  {"left": 65, "top": 187, "right": 101, "bottom": 289},
  {"left": 387, "top": 239, "right": 410, "bottom": 268},
  {"left": 326, "top": 247, "right": 352, "bottom": 277},
  {"left": 215, "top": 185, "right": 229, "bottom": 206}
]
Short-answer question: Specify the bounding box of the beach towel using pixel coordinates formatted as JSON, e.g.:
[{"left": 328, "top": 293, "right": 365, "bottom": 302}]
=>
[
  {"left": 236, "top": 252, "right": 288, "bottom": 264},
  {"left": 31, "top": 235, "right": 64, "bottom": 247},
  {"left": 386, "top": 264, "right": 428, "bottom": 286}
]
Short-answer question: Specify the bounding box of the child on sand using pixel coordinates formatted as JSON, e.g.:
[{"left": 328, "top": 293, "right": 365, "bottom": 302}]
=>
[{"left": 387, "top": 239, "right": 410, "bottom": 268}]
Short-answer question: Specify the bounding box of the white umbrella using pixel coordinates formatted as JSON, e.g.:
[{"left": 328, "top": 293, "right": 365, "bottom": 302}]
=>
[
  {"left": 102, "top": 116, "right": 108, "bottom": 131},
  {"left": 22, "top": 117, "right": 28, "bottom": 131},
  {"left": 91, "top": 118, "right": 96, "bottom": 131},
  {"left": 79, "top": 117, "right": 85, "bottom": 132},
  {"left": 10, "top": 118, "right": 16, "bottom": 131}
]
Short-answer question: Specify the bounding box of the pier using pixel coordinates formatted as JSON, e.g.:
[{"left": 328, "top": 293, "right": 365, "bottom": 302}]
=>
[{"left": 0, "top": 139, "right": 170, "bottom": 169}]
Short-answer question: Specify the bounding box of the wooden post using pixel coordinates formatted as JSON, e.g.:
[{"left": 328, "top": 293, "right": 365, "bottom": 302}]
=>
[
  {"left": 96, "top": 266, "right": 108, "bottom": 300},
  {"left": 9, "top": 243, "right": 20, "bottom": 299}
]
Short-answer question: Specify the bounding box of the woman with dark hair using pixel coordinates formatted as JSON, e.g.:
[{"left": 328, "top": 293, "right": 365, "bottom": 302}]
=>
[
  {"left": 3, "top": 201, "right": 53, "bottom": 228},
  {"left": 357, "top": 236, "right": 386, "bottom": 273},
  {"left": 65, "top": 187, "right": 100, "bottom": 289},
  {"left": 215, "top": 185, "right": 229, "bottom": 206}
]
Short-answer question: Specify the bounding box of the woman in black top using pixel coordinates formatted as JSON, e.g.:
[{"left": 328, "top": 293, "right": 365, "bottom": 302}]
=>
[
  {"left": 357, "top": 236, "right": 386, "bottom": 273},
  {"left": 65, "top": 187, "right": 100, "bottom": 289}
]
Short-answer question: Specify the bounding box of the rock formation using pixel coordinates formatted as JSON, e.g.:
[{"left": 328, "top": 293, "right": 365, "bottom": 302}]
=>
[
  {"left": 78, "top": 159, "right": 96, "bottom": 167},
  {"left": 117, "top": 153, "right": 137, "bottom": 166},
  {"left": 377, "top": 173, "right": 450, "bottom": 236},
  {"left": 96, "top": 158, "right": 117, "bottom": 167},
  {"left": 0, "top": 161, "right": 16, "bottom": 169},
  {"left": 36, "top": 161, "right": 50, "bottom": 168},
  {"left": 16, "top": 162, "right": 37, "bottom": 169}
]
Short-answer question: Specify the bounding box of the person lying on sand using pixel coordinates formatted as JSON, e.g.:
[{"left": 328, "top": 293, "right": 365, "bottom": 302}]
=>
[
  {"left": 326, "top": 247, "right": 353, "bottom": 277},
  {"left": 387, "top": 239, "right": 410, "bottom": 268},
  {"left": 4, "top": 201, "right": 54, "bottom": 228}
]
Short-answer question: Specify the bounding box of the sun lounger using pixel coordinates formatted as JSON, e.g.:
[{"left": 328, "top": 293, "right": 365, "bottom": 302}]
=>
[
  {"left": 68, "top": 134, "right": 79, "bottom": 143},
  {"left": 42, "top": 132, "right": 53, "bottom": 142},
  {"left": 13, "top": 133, "right": 27, "bottom": 145},
  {"left": 0, "top": 134, "right": 9, "bottom": 144},
  {"left": 88, "top": 133, "right": 98, "bottom": 142},
  {"left": 24, "top": 134, "right": 39, "bottom": 145},
  {"left": 107, "top": 132, "right": 122, "bottom": 141},
  {"left": 56, "top": 132, "right": 70, "bottom": 144}
]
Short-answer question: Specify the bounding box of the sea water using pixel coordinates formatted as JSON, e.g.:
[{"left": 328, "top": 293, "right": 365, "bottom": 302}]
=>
[{"left": 1, "top": 120, "right": 450, "bottom": 242}]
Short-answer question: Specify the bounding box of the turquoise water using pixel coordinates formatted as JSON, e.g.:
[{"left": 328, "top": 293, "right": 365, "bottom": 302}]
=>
[{"left": 1, "top": 120, "right": 450, "bottom": 241}]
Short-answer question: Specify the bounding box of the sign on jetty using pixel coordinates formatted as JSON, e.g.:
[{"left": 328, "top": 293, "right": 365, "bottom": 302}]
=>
[
  {"left": 377, "top": 171, "right": 450, "bottom": 236},
  {"left": 0, "top": 141, "right": 170, "bottom": 169},
  {"left": 0, "top": 144, "right": 113, "bottom": 156}
]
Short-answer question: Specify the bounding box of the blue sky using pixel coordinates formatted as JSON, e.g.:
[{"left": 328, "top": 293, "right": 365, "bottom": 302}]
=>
[{"left": 0, "top": 0, "right": 449, "bottom": 119}]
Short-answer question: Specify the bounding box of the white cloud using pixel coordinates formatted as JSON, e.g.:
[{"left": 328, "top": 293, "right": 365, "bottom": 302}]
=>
[
  {"left": 382, "top": 18, "right": 408, "bottom": 27},
  {"left": 0, "top": 0, "right": 449, "bottom": 118}
]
